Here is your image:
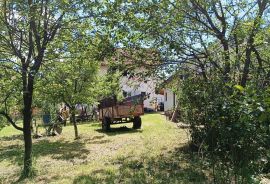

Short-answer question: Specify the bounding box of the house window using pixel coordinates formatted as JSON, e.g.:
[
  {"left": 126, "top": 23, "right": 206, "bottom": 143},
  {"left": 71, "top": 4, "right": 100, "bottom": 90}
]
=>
[
  {"left": 123, "top": 70, "right": 128, "bottom": 76},
  {"left": 123, "top": 90, "right": 127, "bottom": 97},
  {"left": 141, "top": 92, "right": 146, "bottom": 97}
]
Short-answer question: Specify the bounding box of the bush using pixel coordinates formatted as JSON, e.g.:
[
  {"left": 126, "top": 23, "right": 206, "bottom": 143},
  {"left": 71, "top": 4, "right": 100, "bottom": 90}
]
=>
[{"left": 178, "top": 75, "right": 270, "bottom": 183}]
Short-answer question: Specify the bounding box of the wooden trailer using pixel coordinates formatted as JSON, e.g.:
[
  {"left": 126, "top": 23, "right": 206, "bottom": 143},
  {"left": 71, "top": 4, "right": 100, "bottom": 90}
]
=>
[{"left": 98, "top": 94, "right": 144, "bottom": 131}]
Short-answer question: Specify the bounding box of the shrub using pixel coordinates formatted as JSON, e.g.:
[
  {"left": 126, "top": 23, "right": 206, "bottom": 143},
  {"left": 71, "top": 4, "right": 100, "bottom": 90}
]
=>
[{"left": 178, "top": 75, "right": 270, "bottom": 183}]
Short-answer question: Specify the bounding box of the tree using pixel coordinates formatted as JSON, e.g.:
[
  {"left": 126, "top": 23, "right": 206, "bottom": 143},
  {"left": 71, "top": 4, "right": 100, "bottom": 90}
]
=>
[
  {"left": 0, "top": 0, "right": 99, "bottom": 176},
  {"left": 105, "top": 0, "right": 269, "bottom": 84},
  {"left": 37, "top": 53, "right": 99, "bottom": 139}
]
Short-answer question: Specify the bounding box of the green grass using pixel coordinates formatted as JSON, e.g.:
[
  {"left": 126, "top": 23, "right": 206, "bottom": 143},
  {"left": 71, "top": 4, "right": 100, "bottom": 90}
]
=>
[{"left": 0, "top": 113, "right": 208, "bottom": 184}]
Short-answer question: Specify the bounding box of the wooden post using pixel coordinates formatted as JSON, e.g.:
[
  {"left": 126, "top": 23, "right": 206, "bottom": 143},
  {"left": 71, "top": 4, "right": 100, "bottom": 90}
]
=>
[{"left": 170, "top": 102, "right": 179, "bottom": 122}]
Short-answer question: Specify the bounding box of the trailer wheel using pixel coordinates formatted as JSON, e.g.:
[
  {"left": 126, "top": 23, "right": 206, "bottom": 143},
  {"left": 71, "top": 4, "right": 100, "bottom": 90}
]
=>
[
  {"left": 133, "top": 116, "right": 141, "bottom": 129},
  {"left": 102, "top": 117, "right": 111, "bottom": 132},
  {"left": 54, "top": 125, "right": 63, "bottom": 135}
]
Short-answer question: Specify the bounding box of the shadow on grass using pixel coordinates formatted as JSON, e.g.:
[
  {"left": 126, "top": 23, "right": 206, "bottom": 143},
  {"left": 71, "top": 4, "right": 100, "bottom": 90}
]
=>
[
  {"left": 0, "top": 144, "right": 23, "bottom": 165},
  {"left": 73, "top": 170, "right": 116, "bottom": 184},
  {"left": 73, "top": 143, "right": 208, "bottom": 184},
  {"left": 95, "top": 126, "right": 143, "bottom": 136},
  {"left": 33, "top": 140, "right": 90, "bottom": 160},
  {"left": 0, "top": 134, "right": 23, "bottom": 141},
  {"left": 0, "top": 135, "right": 108, "bottom": 166}
]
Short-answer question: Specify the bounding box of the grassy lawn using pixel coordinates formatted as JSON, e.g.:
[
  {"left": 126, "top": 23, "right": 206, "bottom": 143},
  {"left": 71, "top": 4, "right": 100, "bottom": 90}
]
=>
[{"left": 0, "top": 113, "right": 207, "bottom": 184}]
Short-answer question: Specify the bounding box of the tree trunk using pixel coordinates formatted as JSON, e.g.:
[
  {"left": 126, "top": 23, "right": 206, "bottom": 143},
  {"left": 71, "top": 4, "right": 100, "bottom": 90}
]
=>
[
  {"left": 221, "top": 38, "right": 230, "bottom": 82},
  {"left": 241, "top": 2, "right": 267, "bottom": 86},
  {"left": 23, "top": 110, "right": 32, "bottom": 177},
  {"left": 71, "top": 107, "right": 79, "bottom": 139},
  {"left": 241, "top": 48, "right": 252, "bottom": 87},
  {"left": 22, "top": 85, "right": 33, "bottom": 176},
  {"left": 21, "top": 63, "right": 34, "bottom": 177}
]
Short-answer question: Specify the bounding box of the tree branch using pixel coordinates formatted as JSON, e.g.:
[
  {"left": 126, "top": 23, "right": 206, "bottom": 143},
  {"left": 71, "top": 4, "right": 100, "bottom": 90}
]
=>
[{"left": 0, "top": 111, "right": 23, "bottom": 131}]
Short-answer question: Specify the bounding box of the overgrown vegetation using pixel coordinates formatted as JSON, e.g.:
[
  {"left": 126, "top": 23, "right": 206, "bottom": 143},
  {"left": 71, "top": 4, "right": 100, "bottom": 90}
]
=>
[{"left": 178, "top": 75, "right": 270, "bottom": 183}]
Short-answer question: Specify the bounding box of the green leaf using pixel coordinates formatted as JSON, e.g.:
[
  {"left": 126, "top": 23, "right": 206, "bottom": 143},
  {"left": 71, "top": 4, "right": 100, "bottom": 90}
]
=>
[
  {"left": 234, "top": 85, "right": 244, "bottom": 92},
  {"left": 259, "top": 113, "right": 268, "bottom": 122}
]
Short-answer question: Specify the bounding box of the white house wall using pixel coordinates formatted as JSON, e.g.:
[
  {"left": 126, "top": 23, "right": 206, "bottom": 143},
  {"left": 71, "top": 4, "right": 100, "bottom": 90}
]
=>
[
  {"left": 100, "top": 65, "right": 164, "bottom": 110},
  {"left": 164, "top": 89, "right": 177, "bottom": 112},
  {"left": 121, "top": 76, "right": 164, "bottom": 109}
]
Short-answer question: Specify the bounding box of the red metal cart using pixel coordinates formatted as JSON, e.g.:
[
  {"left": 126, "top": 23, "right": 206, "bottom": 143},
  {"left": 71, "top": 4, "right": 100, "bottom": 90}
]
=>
[{"left": 98, "top": 94, "right": 144, "bottom": 131}]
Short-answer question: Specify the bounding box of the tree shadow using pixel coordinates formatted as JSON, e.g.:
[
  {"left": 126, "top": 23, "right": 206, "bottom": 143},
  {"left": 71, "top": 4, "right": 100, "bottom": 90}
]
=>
[
  {"left": 33, "top": 140, "right": 90, "bottom": 160},
  {"left": 0, "top": 144, "right": 23, "bottom": 165},
  {"left": 95, "top": 126, "right": 143, "bottom": 136},
  {"left": 0, "top": 135, "right": 109, "bottom": 166},
  {"left": 73, "top": 170, "right": 116, "bottom": 184},
  {"left": 0, "top": 134, "right": 23, "bottom": 141},
  {"left": 73, "top": 143, "right": 208, "bottom": 183}
]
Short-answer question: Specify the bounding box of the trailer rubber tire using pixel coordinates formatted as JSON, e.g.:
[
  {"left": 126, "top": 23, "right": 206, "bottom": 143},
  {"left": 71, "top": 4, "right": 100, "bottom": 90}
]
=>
[
  {"left": 102, "top": 117, "right": 111, "bottom": 132},
  {"left": 54, "top": 125, "right": 63, "bottom": 135},
  {"left": 133, "top": 116, "right": 142, "bottom": 129}
]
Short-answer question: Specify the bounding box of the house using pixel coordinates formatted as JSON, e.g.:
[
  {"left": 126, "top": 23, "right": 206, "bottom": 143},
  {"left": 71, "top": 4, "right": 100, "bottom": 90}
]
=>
[
  {"left": 162, "top": 73, "right": 186, "bottom": 120},
  {"left": 162, "top": 74, "right": 178, "bottom": 116},
  {"left": 100, "top": 63, "right": 164, "bottom": 111},
  {"left": 163, "top": 64, "right": 205, "bottom": 114},
  {"left": 100, "top": 49, "right": 164, "bottom": 111},
  {"left": 164, "top": 88, "right": 177, "bottom": 112},
  {"left": 121, "top": 75, "right": 164, "bottom": 111}
]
